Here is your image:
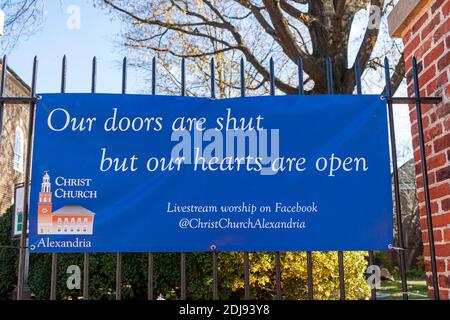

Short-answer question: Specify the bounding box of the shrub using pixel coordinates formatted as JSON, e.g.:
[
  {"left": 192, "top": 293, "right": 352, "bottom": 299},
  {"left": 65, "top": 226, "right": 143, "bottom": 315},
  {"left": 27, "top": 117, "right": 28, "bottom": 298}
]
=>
[
  {"left": 0, "top": 205, "right": 370, "bottom": 300},
  {"left": 0, "top": 206, "right": 19, "bottom": 300}
]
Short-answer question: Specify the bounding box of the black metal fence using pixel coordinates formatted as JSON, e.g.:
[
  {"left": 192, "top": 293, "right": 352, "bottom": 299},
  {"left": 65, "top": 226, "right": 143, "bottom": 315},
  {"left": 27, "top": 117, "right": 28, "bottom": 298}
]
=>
[{"left": 0, "top": 53, "right": 443, "bottom": 300}]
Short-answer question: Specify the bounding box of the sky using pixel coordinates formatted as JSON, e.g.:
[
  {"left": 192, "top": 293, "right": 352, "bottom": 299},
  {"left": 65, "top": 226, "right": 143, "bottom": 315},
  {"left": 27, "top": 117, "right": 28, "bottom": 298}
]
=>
[
  {"left": 3, "top": 0, "right": 413, "bottom": 165},
  {"left": 6, "top": 0, "right": 144, "bottom": 94}
]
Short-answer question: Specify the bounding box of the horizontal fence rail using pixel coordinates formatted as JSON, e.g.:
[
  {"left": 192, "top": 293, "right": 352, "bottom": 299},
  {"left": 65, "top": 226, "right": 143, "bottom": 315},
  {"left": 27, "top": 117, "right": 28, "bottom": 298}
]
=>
[{"left": 0, "top": 54, "right": 442, "bottom": 301}]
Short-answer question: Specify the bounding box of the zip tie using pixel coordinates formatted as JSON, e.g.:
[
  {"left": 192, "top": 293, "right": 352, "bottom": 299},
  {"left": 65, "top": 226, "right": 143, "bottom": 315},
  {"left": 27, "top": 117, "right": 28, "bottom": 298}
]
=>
[{"left": 388, "top": 244, "right": 406, "bottom": 251}]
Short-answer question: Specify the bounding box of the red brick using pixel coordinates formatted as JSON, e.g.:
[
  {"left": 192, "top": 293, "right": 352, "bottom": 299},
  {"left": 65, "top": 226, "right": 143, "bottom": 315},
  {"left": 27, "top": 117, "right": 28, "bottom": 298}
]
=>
[
  {"left": 434, "top": 135, "right": 450, "bottom": 153},
  {"left": 437, "top": 51, "right": 450, "bottom": 71},
  {"left": 404, "top": 34, "right": 421, "bottom": 58},
  {"left": 440, "top": 290, "right": 450, "bottom": 299},
  {"left": 426, "top": 78, "right": 438, "bottom": 95},
  {"left": 416, "top": 173, "right": 436, "bottom": 192},
  {"left": 415, "top": 37, "right": 433, "bottom": 59},
  {"left": 431, "top": 0, "right": 445, "bottom": 13},
  {"left": 439, "top": 275, "right": 450, "bottom": 288},
  {"left": 420, "top": 65, "right": 436, "bottom": 86},
  {"left": 434, "top": 20, "right": 450, "bottom": 42},
  {"left": 445, "top": 116, "right": 450, "bottom": 132},
  {"left": 412, "top": 11, "right": 429, "bottom": 34},
  {"left": 442, "top": 197, "right": 450, "bottom": 211},
  {"left": 436, "top": 244, "right": 450, "bottom": 257},
  {"left": 425, "top": 258, "right": 447, "bottom": 272},
  {"left": 428, "top": 151, "right": 447, "bottom": 169},
  {"left": 422, "top": 229, "right": 443, "bottom": 243},
  {"left": 425, "top": 123, "right": 443, "bottom": 142},
  {"left": 419, "top": 200, "right": 440, "bottom": 216},
  {"left": 437, "top": 102, "right": 450, "bottom": 118},
  {"left": 421, "top": 14, "right": 442, "bottom": 43},
  {"left": 430, "top": 72, "right": 449, "bottom": 97},
  {"left": 444, "top": 228, "right": 450, "bottom": 242},
  {"left": 444, "top": 0, "right": 450, "bottom": 16},
  {"left": 430, "top": 183, "right": 450, "bottom": 200},
  {"left": 432, "top": 212, "right": 450, "bottom": 228},
  {"left": 436, "top": 165, "right": 450, "bottom": 183}
]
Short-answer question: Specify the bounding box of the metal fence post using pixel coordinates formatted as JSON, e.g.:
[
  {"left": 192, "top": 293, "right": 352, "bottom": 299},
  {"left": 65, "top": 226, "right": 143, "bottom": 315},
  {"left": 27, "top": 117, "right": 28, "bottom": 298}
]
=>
[
  {"left": 0, "top": 55, "right": 6, "bottom": 146},
  {"left": 240, "top": 57, "right": 251, "bottom": 300},
  {"left": 50, "top": 55, "right": 67, "bottom": 301},
  {"left": 269, "top": 57, "right": 282, "bottom": 300},
  {"left": 16, "top": 56, "right": 38, "bottom": 300},
  {"left": 355, "top": 55, "right": 377, "bottom": 300},
  {"left": 115, "top": 56, "right": 127, "bottom": 301},
  {"left": 180, "top": 57, "right": 187, "bottom": 301},
  {"left": 326, "top": 57, "right": 346, "bottom": 300},
  {"left": 384, "top": 57, "right": 409, "bottom": 300},
  {"left": 411, "top": 57, "right": 440, "bottom": 300},
  {"left": 298, "top": 57, "right": 314, "bottom": 300}
]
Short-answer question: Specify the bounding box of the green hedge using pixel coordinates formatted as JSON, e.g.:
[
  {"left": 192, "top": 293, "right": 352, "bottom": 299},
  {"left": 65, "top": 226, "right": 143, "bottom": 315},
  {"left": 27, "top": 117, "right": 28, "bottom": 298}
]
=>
[{"left": 0, "top": 206, "right": 369, "bottom": 300}]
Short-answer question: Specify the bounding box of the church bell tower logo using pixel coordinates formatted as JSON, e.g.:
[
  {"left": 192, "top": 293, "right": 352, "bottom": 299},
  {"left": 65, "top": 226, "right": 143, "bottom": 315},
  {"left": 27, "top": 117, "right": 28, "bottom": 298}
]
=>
[{"left": 37, "top": 171, "right": 95, "bottom": 235}]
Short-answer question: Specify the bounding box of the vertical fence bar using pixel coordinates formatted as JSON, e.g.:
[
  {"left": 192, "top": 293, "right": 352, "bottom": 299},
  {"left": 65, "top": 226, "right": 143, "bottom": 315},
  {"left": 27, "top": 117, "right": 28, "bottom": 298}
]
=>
[
  {"left": 297, "top": 57, "right": 304, "bottom": 95},
  {"left": 306, "top": 252, "right": 313, "bottom": 300},
  {"left": 50, "top": 55, "right": 67, "bottom": 301},
  {"left": 326, "top": 57, "right": 345, "bottom": 300},
  {"left": 180, "top": 57, "right": 187, "bottom": 300},
  {"left": 212, "top": 248, "right": 219, "bottom": 300},
  {"left": 354, "top": 56, "right": 362, "bottom": 95},
  {"left": 210, "top": 57, "right": 215, "bottom": 99},
  {"left": 16, "top": 56, "right": 38, "bottom": 300},
  {"left": 240, "top": 57, "right": 246, "bottom": 98},
  {"left": 180, "top": 252, "right": 186, "bottom": 300},
  {"left": 355, "top": 55, "right": 377, "bottom": 300},
  {"left": 412, "top": 57, "right": 440, "bottom": 300},
  {"left": 240, "top": 57, "right": 250, "bottom": 300},
  {"left": 269, "top": 57, "right": 282, "bottom": 300},
  {"left": 337, "top": 252, "right": 345, "bottom": 300},
  {"left": 269, "top": 57, "right": 275, "bottom": 96},
  {"left": 115, "top": 253, "right": 122, "bottom": 300},
  {"left": 91, "top": 56, "right": 97, "bottom": 93},
  {"left": 384, "top": 57, "right": 408, "bottom": 300},
  {"left": 152, "top": 57, "right": 156, "bottom": 95},
  {"left": 115, "top": 57, "right": 127, "bottom": 301},
  {"left": 299, "top": 57, "right": 314, "bottom": 300},
  {"left": 181, "top": 57, "right": 186, "bottom": 97},
  {"left": 148, "top": 253, "right": 154, "bottom": 300},
  {"left": 147, "top": 56, "right": 156, "bottom": 300},
  {"left": 355, "top": 57, "right": 375, "bottom": 299},
  {"left": 0, "top": 55, "right": 6, "bottom": 145},
  {"left": 210, "top": 58, "right": 219, "bottom": 300},
  {"left": 82, "top": 56, "right": 96, "bottom": 300}
]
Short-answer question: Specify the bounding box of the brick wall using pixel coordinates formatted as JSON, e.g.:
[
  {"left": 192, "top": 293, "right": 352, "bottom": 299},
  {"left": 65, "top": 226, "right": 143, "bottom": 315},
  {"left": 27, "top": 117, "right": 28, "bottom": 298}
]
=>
[
  {"left": 394, "top": 0, "right": 449, "bottom": 299},
  {"left": 0, "top": 63, "right": 30, "bottom": 215}
]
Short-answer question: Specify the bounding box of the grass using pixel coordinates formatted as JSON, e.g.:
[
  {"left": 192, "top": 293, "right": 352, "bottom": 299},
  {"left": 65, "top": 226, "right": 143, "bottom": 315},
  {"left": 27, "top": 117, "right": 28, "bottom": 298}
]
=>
[{"left": 377, "top": 279, "right": 428, "bottom": 300}]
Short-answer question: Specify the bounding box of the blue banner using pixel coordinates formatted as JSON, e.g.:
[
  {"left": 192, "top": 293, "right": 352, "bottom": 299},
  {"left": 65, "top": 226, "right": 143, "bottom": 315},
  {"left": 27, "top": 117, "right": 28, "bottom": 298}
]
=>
[{"left": 29, "top": 94, "right": 393, "bottom": 252}]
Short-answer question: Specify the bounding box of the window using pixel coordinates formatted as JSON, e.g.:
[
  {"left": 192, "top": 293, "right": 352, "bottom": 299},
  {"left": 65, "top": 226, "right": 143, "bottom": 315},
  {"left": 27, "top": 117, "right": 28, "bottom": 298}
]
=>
[
  {"left": 13, "top": 128, "right": 24, "bottom": 172},
  {"left": 57, "top": 218, "right": 62, "bottom": 225},
  {"left": 77, "top": 218, "right": 81, "bottom": 224}
]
